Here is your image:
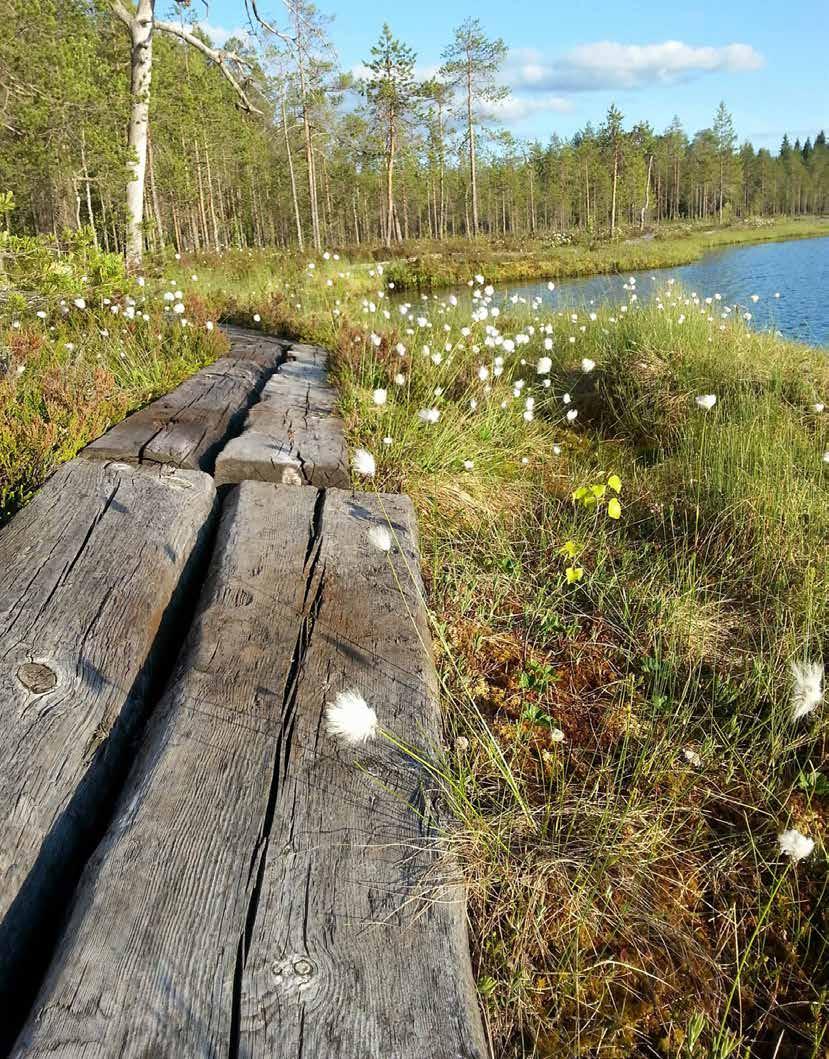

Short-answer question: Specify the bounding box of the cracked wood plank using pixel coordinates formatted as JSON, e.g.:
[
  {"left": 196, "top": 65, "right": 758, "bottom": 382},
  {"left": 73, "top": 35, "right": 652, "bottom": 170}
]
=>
[
  {"left": 14, "top": 484, "right": 487, "bottom": 1059},
  {"left": 0, "top": 457, "right": 216, "bottom": 1049},
  {"left": 83, "top": 349, "right": 279, "bottom": 472},
  {"left": 221, "top": 326, "right": 292, "bottom": 368},
  {"left": 215, "top": 358, "right": 348, "bottom": 489}
]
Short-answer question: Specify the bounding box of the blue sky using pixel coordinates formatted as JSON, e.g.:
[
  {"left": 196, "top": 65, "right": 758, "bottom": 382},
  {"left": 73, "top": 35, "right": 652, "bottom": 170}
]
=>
[{"left": 198, "top": 0, "right": 827, "bottom": 151}]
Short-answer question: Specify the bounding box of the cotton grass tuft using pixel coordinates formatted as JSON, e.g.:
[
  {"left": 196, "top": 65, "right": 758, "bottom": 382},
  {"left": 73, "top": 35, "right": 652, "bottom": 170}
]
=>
[{"left": 325, "top": 689, "right": 378, "bottom": 746}]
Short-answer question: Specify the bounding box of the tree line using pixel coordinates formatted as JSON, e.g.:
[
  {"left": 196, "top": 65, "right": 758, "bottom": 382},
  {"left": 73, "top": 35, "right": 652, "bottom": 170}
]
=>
[{"left": 1, "top": 0, "right": 827, "bottom": 266}]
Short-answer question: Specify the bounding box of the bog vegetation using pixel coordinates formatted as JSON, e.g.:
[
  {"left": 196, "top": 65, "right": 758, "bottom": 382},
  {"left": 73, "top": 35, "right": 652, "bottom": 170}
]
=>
[{"left": 1, "top": 238, "right": 826, "bottom": 1057}]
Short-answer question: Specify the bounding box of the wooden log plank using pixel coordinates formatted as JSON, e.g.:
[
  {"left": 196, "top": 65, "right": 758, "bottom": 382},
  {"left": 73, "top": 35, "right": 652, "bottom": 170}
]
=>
[
  {"left": 84, "top": 355, "right": 276, "bottom": 471},
  {"left": 214, "top": 357, "right": 347, "bottom": 488},
  {"left": 0, "top": 458, "right": 217, "bottom": 1048},
  {"left": 214, "top": 405, "right": 348, "bottom": 488},
  {"left": 286, "top": 340, "right": 327, "bottom": 367},
  {"left": 14, "top": 484, "right": 487, "bottom": 1059},
  {"left": 259, "top": 368, "right": 338, "bottom": 417},
  {"left": 221, "top": 326, "right": 291, "bottom": 367},
  {"left": 234, "top": 486, "right": 488, "bottom": 1058}
]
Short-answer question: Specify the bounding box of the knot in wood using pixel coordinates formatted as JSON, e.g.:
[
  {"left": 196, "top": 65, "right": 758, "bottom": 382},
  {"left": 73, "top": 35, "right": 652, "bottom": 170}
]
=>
[
  {"left": 17, "top": 662, "right": 58, "bottom": 694},
  {"left": 292, "top": 958, "right": 314, "bottom": 978}
]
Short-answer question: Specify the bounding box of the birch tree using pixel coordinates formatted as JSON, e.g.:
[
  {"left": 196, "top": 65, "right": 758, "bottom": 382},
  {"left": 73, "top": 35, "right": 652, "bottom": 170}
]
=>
[{"left": 109, "top": 0, "right": 261, "bottom": 269}]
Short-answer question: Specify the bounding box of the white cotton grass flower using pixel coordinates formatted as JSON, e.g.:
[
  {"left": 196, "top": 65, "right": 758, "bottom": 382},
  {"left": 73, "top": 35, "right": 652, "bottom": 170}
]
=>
[
  {"left": 372, "top": 388, "right": 387, "bottom": 406},
  {"left": 581, "top": 358, "right": 595, "bottom": 373},
  {"left": 352, "top": 448, "right": 376, "bottom": 477},
  {"left": 418, "top": 407, "right": 440, "bottom": 424},
  {"left": 566, "top": 409, "right": 578, "bottom": 422},
  {"left": 790, "top": 660, "right": 824, "bottom": 721},
  {"left": 368, "top": 524, "right": 392, "bottom": 552},
  {"left": 536, "top": 356, "right": 552, "bottom": 374},
  {"left": 695, "top": 394, "right": 717, "bottom": 411},
  {"left": 325, "top": 689, "right": 378, "bottom": 746},
  {"left": 777, "top": 828, "right": 814, "bottom": 863},
  {"left": 813, "top": 403, "right": 824, "bottom": 413},
  {"left": 549, "top": 727, "right": 565, "bottom": 743}
]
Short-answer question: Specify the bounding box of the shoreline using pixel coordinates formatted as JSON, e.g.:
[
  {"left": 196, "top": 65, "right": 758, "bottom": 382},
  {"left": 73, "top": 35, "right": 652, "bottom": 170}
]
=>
[{"left": 383, "top": 218, "right": 829, "bottom": 290}]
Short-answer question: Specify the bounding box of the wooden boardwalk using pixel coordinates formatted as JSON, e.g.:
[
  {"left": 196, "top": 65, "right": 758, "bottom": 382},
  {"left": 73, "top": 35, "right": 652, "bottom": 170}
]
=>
[{"left": 0, "top": 329, "right": 487, "bottom": 1057}]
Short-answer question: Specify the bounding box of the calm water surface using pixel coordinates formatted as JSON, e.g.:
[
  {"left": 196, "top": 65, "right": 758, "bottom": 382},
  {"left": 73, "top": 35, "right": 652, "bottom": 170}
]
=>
[{"left": 484, "top": 236, "right": 829, "bottom": 347}]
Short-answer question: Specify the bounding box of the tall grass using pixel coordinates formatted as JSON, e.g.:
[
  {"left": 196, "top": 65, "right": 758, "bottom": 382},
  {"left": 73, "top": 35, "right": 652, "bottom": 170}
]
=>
[{"left": 319, "top": 273, "right": 827, "bottom": 1057}]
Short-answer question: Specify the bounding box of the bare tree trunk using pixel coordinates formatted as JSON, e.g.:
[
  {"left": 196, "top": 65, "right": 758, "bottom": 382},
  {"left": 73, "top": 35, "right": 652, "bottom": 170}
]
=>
[
  {"left": 203, "top": 138, "right": 221, "bottom": 250},
  {"left": 80, "top": 131, "right": 97, "bottom": 243},
  {"left": 147, "top": 128, "right": 164, "bottom": 246},
  {"left": 385, "top": 119, "right": 396, "bottom": 246},
  {"left": 282, "top": 98, "right": 304, "bottom": 250},
  {"left": 352, "top": 196, "right": 360, "bottom": 244},
  {"left": 123, "top": 0, "right": 154, "bottom": 270},
  {"left": 610, "top": 148, "right": 618, "bottom": 237},
  {"left": 640, "top": 153, "right": 653, "bottom": 231},
  {"left": 466, "top": 61, "right": 478, "bottom": 236}
]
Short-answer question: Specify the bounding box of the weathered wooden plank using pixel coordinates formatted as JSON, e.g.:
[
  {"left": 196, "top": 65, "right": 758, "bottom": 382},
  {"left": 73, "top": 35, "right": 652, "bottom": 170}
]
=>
[
  {"left": 286, "top": 340, "right": 327, "bottom": 367},
  {"left": 214, "top": 355, "right": 347, "bottom": 488},
  {"left": 234, "top": 487, "right": 488, "bottom": 1058},
  {"left": 0, "top": 457, "right": 216, "bottom": 1049},
  {"left": 14, "top": 484, "right": 487, "bottom": 1059},
  {"left": 221, "top": 326, "right": 291, "bottom": 367},
  {"left": 259, "top": 367, "right": 339, "bottom": 417},
  {"left": 214, "top": 407, "right": 348, "bottom": 488},
  {"left": 84, "top": 354, "right": 276, "bottom": 471}
]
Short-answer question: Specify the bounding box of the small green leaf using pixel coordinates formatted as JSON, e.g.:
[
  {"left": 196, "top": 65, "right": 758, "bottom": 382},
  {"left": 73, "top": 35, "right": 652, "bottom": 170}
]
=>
[
  {"left": 559, "top": 539, "right": 578, "bottom": 558},
  {"left": 607, "top": 497, "right": 622, "bottom": 520},
  {"left": 590, "top": 484, "right": 606, "bottom": 499},
  {"left": 565, "top": 566, "right": 584, "bottom": 583},
  {"left": 607, "top": 474, "right": 622, "bottom": 493},
  {"left": 572, "top": 486, "right": 588, "bottom": 501}
]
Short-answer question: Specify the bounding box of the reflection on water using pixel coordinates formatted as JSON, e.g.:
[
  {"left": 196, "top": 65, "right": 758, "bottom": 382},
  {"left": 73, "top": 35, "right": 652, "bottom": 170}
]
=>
[{"left": 449, "top": 236, "right": 829, "bottom": 347}]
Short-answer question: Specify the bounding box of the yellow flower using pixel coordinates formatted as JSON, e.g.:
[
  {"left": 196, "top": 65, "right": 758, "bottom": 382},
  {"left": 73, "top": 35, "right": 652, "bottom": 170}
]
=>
[{"left": 566, "top": 566, "right": 584, "bottom": 583}]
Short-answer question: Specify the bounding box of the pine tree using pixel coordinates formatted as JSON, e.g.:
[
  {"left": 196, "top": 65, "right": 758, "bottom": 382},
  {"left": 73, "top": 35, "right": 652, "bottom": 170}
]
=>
[
  {"left": 440, "top": 18, "right": 507, "bottom": 237},
  {"left": 713, "top": 101, "right": 737, "bottom": 223},
  {"left": 601, "top": 104, "right": 625, "bottom": 236},
  {"left": 363, "top": 25, "right": 418, "bottom": 246}
]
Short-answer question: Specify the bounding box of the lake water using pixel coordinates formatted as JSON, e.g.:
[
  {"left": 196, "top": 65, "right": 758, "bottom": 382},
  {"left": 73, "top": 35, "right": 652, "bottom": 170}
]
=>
[{"left": 487, "top": 236, "right": 829, "bottom": 347}]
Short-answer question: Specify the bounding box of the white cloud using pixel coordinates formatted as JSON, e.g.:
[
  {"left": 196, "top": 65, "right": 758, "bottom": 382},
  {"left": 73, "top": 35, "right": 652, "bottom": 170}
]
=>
[
  {"left": 506, "top": 41, "right": 764, "bottom": 93},
  {"left": 196, "top": 21, "right": 251, "bottom": 48},
  {"left": 480, "top": 94, "right": 573, "bottom": 122}
]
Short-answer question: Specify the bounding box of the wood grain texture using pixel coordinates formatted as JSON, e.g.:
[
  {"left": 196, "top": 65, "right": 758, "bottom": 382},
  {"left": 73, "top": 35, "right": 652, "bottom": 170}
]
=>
[
  {"left": 14, "top": 484, "right": 487, "bottom": 1059},
  {"left": 215, "top": 359, "right": 348, "bottom": 489},
  {"left": 0, "top": 457, "right": 216, "bottom": 1045},
  {"left": 222, "top": 326, "right": 291, "bottom": 367},
  {"left": 84, "top": 354, "right": 277, "bottom": 471},
  {"left": 286, "top": 340, "right": 327, "bottom": 367}
]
